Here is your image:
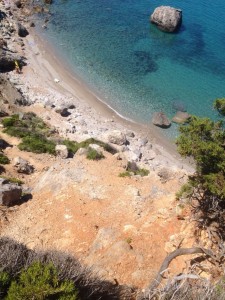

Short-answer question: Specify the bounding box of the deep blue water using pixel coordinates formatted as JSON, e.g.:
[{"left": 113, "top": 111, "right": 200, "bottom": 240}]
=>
[{"left": 40, "top": 0, "right": 225, "bottom": 136}]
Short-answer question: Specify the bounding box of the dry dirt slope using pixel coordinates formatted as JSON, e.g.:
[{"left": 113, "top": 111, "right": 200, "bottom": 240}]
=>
[{"left": 0, "top": 131, "right": 194, "bottom": 289}]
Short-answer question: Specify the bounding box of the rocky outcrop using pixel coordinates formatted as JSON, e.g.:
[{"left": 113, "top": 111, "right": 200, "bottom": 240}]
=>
[
  {"left": 152, "top": 112, "right": 171, "bottom": 128},
  {"left": 55, "top": 145, "right": 68, "bottom": 159},
  {"left": 17, "top": 23, "right": 29, "bottom": 38},
  {"left": 104, "top": 130, "right": 127, "bottom": 145},
  {"left": 0, "top": 75, "right": 27, "bottom": 105},
  {"left": 13, "top": 157, "right": 34, "bottom": 174},
  {"left": 172, "top": 111, "right": 191, "bottom": 124},
  {"left": 150, "top": 6, "right": 182, "bottom": 33},
  {"left": 0, "top": 178, "right": 22, "bottom": 206},
  {"left": 0, "top": 51, "right": 26, "bottom": 73}
]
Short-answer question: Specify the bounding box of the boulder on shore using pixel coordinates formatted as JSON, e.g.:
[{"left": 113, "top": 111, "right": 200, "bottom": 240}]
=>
[
  {"left": 150, "top": 6, "right": 182, "bottom": 33},
  {"left": 152, "top": 112, "right": 171, "bottom": 128},
  {"left": 172, "top": 111, "right": 191, "bottom": 124},
  {"left": 0, "top": 178, "right": 22, "bottom": 206},
  {"left": 105, "top": 130, "right": 127, "bottom": 146}
]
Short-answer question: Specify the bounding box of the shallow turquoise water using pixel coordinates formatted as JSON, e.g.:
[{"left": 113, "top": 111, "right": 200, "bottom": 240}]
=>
[{"left": 40, "top": 0, "right": 225, "bottom": 136}]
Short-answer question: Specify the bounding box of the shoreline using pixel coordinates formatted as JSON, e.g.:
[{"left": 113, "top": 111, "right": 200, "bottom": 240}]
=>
[
  {"left": 0, "top": 0, "right": 194, "bottom": 172},
  {"left": 29, "top": 30, "right": 194, "bottom": 172}
]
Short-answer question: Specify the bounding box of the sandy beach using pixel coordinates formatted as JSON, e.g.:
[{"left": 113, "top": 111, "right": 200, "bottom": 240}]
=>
[{"left": 15, "top": 26, "right": 192, "bottom": 173}]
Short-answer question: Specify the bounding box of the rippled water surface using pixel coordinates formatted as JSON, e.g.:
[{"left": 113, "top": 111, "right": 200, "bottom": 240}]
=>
[{"left": 40, "top": 0, "right": 225, "bottom": 136}]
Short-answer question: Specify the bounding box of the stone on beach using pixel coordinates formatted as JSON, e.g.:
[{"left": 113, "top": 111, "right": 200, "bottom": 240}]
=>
[
  {"left": 152, "top": 112, "right": 171, "bottom": 128},
  {"left": 150, "top": 6, "right": 182, "bottom": 33},
  {"left": 104, "top": 130, "right": 127, "bottom": 145},
  {"left": 172, "top": 111, "right": 191, "bottom": 124}
]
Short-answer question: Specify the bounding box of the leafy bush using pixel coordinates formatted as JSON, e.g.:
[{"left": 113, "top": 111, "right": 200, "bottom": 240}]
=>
[
  {"left": 86, "top": 147, "right": 104, "bottom": 160},
  {"left": 0, "top": 153, "right": 10, "bottom": 165},
  {"left": 175, "top": 182, "right": 194, "bottom": 200},
  {"left": 135, "top": 168, "right": 149, "bottom": 177},
  {"left": 0, "top": 272, "right": 10, "bottom": 298},
  {"left": 119, "top": 171, "right": 132, "bottom": 178},
  {"left": 0, "top": 176, "right": 24, "bottom": 185},
  {"left": 2, "top": 113, "right": 56, "bottom": 155},
  {"left": 214, "top": 98, "right": 225, "bottom": 116},
  {"left": 62, "top": 140, "right": 79, "bottom": 155},
  {"left": 6, "top": 262, "right": 79, "bottom": 300},
  {"left": 77, "top": 138, "right": 117, "bottom": 155},
  {"left": 18, "top": 135, "right": 56, "bottom": 155},
  {"left": 119, "top": 164, "right": 149, "bottom": 177}
]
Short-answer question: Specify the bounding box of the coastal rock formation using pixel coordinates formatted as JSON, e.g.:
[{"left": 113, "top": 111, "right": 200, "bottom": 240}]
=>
[
  {"left": 13, "top": 157, "right": 34, "bottom": 174},
  {"left": 152, "top": 112, "right": 171, "bottom": 128},
  {"left": 150, "top": 6, "right": 182, "bottom": 33},
  {"left": 0, "top": 178, "right": 22, "bottom": 206},
  {"left": 172, "top": 111, "right": 191, "bottom": 124},
  {"left": 105, "top": 130, "right": 127, "bottom": 145}
]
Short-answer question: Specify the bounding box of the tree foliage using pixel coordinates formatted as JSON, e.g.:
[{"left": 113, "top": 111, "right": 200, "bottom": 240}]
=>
[
  {"left": 214, "top": 98, "right": 225, "bottom": 116},
  {"left": 176, "top": 115, "right": 225, "bottom": 201}
]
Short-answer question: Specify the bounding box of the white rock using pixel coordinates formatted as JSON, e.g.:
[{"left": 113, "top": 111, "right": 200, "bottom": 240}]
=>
[{"left": 55, "top": 145, "right": 68, "bottom": 159}]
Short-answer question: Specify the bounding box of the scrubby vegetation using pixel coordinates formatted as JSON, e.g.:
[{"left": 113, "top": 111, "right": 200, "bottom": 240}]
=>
[
  {"left": 0, "top": 153, "right": 10, "bottom": 165},
  {"left": 0, "top": 238, "right": 134, "bottom": 300},
  {"left": 86, "top": 147, "right": 104, "bottom": 160},
  {"left": 0, "top": 176, "right": 24, "bottom": 185},
  {"left": 4, "top": 262, "right": 79, "bottom": 300},
  {"left": 119, "top": 162, "right": 149, "bottom": 177},
  {"left": 2, "top": 113, "right": 56, "bottom": 155},
  {"left": 1, "top": 113, "right": 116, "bottom": 157}
]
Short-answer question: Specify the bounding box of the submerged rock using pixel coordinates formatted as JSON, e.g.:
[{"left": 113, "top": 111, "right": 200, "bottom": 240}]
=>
[
  {"left": 150, "top": 6, "right": 182, "bottom": 33},
  {"left": 152, "top": 112, "right": 171, "bottom": 128},
  {"left": 172, "top": 111, "right": 191, "bottom": 124}
]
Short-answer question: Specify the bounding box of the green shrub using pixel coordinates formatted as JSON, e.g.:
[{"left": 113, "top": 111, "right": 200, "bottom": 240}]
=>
[
  {"left": 0, "top": 272, "right": 10, "bottom": 298},
  {"left": 0, "top": 176, "right": 24, "bottom": 185},
  {"left": 0, "top": 153, "right": 10, "bottom": 164},
  {"left": 175, "top": 182, "right": 194, "bottom": 200},
  {"left": 119, "top": 171, "right": 132, "bottom": 177},
  {"left": 6, "top": 262, "right": 79, "bottom": 300},
  {"left": 1, "top": 115, "right": 19, "bottom": 128},
  {"left": 18, "top": 135, "right": 56, "bottom": 155},
  {"left": 77, "top": 138, "right": 117, "bottom": 155},
  {"left": 135, "top": 168, "right": 149, "bottom": 177},
  {"left": 2, "top": 113, "right": 51, "bottom": 139},
  {"left": 62, "top": 140, "right": 79, "bottom": 155},
  {"left": 86, "top": 148, "right": 104, "bottom": 160}
]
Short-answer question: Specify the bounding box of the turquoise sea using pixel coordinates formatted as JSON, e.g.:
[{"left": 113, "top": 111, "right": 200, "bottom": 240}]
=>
[{"left": 39, "top": 0, "right": 225, "bottom": 137}]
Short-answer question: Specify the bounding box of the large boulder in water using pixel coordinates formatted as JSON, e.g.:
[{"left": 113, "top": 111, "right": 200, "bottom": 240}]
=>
[
  {"left": 152, "top": 112, "right": 171, "bottom": 128},
  {"left": 150, "top": 6, "right": 182, "bottom": 33}
]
